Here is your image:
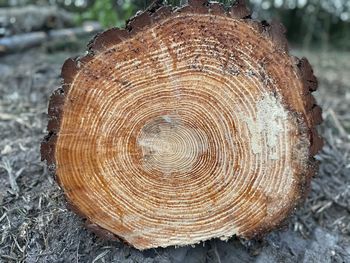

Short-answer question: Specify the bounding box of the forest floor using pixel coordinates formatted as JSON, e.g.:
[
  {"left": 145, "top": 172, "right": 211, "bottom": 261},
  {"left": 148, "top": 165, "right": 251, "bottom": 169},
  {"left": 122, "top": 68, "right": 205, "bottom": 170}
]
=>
[{"left": 0, "top": 40, "right": 349, "bottom": 263}]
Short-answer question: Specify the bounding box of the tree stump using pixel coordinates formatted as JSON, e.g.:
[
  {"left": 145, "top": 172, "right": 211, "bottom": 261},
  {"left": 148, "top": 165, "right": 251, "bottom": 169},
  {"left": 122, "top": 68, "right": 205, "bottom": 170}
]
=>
[{"left": 41, "top": 0, "right": 323, "bottom": 250}]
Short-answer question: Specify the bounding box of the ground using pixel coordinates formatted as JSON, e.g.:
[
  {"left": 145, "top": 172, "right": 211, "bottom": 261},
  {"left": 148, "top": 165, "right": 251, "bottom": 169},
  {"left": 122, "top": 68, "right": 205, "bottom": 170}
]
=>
[{"left": 0, "top": 40, "right": 349, "bottom": 262}]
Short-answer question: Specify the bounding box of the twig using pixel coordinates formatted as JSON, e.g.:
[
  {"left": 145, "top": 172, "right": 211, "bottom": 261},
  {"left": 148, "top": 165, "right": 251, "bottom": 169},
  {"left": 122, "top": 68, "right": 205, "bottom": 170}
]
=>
[
  {"left": 92, "top": 250, "right": 110, "bottom": 263},
  {"left": 328, "top": 109, "right": 348, "bottom": 138},
  {"left": 212, "top": 241, "right": 222, "bottom": 263},
  {"left": 0, "top": 158, "right": 19, "bottom": 193}
]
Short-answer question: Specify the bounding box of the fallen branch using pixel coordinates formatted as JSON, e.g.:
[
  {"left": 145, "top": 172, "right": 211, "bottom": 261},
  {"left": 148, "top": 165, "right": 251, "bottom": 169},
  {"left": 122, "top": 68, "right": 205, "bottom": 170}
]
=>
[
  {"left": 0, "top": 22, "right": 102, "bottom": 54},
  {"left": 0, "top": 5, "right": 74, "bottom": 35}
]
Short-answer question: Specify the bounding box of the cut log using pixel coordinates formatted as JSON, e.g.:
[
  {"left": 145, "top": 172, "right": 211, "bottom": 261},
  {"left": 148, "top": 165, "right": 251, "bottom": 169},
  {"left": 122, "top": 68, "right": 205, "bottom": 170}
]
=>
[
  {"left": 41, "top": 0, "right": 323, "bottom": 250},
  {"left": 0, "top": 5, "right": 74, "bottom": 36},
  {"left": 0, "top": 22, "right": 102, "bottom": 54}
]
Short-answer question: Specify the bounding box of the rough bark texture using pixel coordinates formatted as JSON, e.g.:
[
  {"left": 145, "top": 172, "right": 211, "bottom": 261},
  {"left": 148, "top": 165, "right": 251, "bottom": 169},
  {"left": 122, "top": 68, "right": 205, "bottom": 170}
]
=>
[{"left": 41, "top": 0, "right": 323, "bottom": 250}]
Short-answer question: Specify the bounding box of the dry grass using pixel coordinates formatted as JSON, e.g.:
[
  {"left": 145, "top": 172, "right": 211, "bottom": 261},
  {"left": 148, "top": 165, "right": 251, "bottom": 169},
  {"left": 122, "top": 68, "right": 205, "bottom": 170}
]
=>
[{"left": 0, "top": 44, "right": 349, "bottom": 262}]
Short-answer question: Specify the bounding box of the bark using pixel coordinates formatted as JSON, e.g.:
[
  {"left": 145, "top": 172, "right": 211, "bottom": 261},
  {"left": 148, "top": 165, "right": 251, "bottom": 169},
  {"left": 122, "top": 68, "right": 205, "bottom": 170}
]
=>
[{"left": 41, "top": 0, "right": 323, "bottom": 250}]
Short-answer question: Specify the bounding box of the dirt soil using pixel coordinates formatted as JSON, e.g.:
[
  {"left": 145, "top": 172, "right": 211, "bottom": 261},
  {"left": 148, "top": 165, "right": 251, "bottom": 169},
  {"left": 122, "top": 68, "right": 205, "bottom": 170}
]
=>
[{"left": 0, "top": 40, "right": 349, "bottom": 263}]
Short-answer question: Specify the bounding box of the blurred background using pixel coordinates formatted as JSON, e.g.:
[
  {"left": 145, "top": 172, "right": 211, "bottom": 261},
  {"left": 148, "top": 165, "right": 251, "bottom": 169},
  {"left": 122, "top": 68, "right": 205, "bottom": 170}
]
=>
[
  {"left": 0, "top": 1, "right": 349, "bottom": 262},
  {"left": 0, "top": 0, "right": 350, "bottom": 50}
]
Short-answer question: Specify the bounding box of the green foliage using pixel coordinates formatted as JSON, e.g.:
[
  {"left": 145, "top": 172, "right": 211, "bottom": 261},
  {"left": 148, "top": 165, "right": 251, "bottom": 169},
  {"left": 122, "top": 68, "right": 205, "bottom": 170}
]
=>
[
  {"left": 80, "top": 0, "right": 117, "bottom": 27},
  {"left": 76, "top": 0, "right": 136, "bottom": 27}
]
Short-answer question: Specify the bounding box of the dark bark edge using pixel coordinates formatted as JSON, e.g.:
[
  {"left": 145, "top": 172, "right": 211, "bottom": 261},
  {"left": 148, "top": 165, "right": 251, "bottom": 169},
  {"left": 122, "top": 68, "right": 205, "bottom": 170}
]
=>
[{"left": 40, "top": 0, "right": 323, "bottom": 248}]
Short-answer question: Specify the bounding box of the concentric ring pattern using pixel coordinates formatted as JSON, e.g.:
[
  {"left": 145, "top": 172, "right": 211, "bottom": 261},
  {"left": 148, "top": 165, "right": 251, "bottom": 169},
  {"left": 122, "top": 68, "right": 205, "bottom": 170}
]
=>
[{"left": 48, "top": 10, "right": 320, "bottom": 250}]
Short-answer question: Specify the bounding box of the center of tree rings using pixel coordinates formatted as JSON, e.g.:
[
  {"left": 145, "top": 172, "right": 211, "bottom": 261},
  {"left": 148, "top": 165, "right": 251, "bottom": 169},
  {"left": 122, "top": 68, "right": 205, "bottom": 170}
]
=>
[{"left": 137, "top": 116, "right": 209, "bottom": 175}]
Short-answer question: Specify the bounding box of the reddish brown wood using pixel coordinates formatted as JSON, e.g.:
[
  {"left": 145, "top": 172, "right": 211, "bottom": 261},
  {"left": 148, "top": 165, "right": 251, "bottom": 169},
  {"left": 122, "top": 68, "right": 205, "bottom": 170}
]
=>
[{"left": 41, "top": 0, "right": 323, "bottom": 250}]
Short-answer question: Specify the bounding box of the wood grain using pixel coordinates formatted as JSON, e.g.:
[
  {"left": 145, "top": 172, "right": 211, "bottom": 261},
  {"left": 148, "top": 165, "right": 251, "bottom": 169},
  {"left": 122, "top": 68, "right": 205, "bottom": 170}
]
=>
[{"left": 41, "top": 0, "right": 323, "bottom": 250}]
